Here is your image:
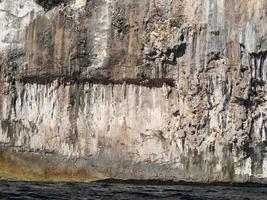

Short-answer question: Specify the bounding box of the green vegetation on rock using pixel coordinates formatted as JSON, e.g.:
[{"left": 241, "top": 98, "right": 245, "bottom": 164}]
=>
[
  {"left": 170, "top": 17, "right": 184, "bottom": 28},
  {"left": 141, "top": 35, "right": 151, "bottom": 49}
]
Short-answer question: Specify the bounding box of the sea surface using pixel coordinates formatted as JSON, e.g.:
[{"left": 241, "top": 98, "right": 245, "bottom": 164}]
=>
[{"left": 0, "top": 180, "right": 267, "bottom": 200}]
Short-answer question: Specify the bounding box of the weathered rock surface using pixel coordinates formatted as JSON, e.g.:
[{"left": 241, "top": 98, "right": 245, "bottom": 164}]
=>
[{"left": 0, "top": 0, "right": 267, "bottom": 183}]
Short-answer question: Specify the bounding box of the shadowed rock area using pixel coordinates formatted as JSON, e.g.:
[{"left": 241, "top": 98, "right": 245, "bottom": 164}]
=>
[{"left": 0, "top": 0, "right": 267, "bottom": 183}]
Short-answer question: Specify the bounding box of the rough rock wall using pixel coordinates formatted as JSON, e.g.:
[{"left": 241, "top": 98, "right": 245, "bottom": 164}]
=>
[{"left": 0, "top": 0, "right": 267, "bottom": 183}]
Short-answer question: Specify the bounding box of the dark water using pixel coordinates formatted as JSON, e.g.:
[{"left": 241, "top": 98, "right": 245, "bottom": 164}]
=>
[{"left": 0, "top": 180, "right": 267, "bottom": 200}]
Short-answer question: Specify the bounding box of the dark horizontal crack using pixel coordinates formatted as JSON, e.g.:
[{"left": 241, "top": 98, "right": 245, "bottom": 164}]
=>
[
  {"left": 249, "top": 50, "right": 267, "bottom": 58},
  {"left": 18, "top": 75, "right": 176, "bottom": 88}
]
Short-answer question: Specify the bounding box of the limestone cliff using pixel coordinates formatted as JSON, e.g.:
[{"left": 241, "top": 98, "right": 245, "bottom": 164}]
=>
[{"left": 0, "top": 0, "right": 267, "bottom": 183}]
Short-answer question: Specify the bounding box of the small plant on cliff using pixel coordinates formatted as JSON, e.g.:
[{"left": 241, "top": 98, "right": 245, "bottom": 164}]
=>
[
  {"left": 141, "top": 35, "right": 151, "bottom": 49},
  {"left": 170, "top": 17, "right": 184, "bottom": 28}
]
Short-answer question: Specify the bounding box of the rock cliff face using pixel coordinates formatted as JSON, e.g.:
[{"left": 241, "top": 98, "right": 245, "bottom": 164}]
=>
[{"left": 0, "top": 0, "right": 267, "bottom": 183}]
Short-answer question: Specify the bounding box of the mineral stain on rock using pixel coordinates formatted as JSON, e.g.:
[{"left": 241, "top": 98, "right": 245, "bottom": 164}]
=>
[{"left": 0, "top": 0, "right": 267, "bottom": 184}]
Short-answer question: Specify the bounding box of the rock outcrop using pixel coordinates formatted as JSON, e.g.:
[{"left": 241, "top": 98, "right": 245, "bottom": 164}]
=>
[{"left": 0, "top": 0, "right": 267, "bottom": 183}]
